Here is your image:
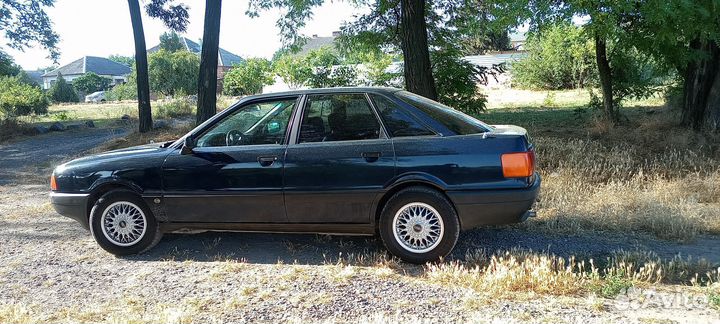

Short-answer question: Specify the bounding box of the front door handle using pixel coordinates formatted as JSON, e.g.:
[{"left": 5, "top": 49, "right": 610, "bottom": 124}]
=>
[
  {"left": 258, "top": 155, "right": 278, "bottom": 167},
  {"left": 361, "top": 152, "right": 381, "bottom": 162}
]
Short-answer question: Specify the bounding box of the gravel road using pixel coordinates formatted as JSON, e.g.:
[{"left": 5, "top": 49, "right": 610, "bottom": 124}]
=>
[
  {"left": 0, "top": 127, "right": 129, "bottom": 185},
  {"left": 0, "top": 128, "right": 718, "bottom": 323}
]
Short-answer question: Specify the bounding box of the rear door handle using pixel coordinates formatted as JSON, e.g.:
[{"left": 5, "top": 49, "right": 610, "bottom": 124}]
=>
[
  {"left": 258, "top": 155, "right": 278, "bottom": 167},
  {"left": 361, "top": 152, "right": 381, "bottom": 162}
]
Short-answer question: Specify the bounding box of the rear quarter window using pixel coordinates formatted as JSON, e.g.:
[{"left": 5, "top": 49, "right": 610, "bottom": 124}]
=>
[
  {"left": 395, "top": 91, "right": 491, "bottom": 135},
  {"left": 370, "top": 94, "right": 435, "bottom": 137}
]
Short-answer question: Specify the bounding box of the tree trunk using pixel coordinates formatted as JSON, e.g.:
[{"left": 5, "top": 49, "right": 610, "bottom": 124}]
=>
[
  {"left": 196, "top": 0, "right": 222, "bottom": 124},
  {"left": 400, "top": 0, "right": 437, "bottom": 100},
  {"left": 682, "top": 39, "right": 720, "bottom": 132},
  {"left": 594, "top": 34, "right": 616, "bottom": 122},
  {"left": 128, "top": 0, "right": 152, "bottom": 133}
]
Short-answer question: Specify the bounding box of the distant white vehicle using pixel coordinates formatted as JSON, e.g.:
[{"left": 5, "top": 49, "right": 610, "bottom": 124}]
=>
[{"left": 85, "top": 91, "right": 106, "bottom": 103}]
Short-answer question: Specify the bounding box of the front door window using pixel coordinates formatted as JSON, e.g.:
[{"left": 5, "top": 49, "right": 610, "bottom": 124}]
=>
[{"left": 196, "top": 98, "right": 297, "bottom": 147}]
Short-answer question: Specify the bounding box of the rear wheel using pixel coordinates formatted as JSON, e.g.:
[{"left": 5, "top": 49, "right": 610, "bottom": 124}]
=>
[
  {"left": 89, "top": 190, "right": 162, "bottom": 256},
  {"left": 379, "top": 186, "right": 459, "bottom": 264}
]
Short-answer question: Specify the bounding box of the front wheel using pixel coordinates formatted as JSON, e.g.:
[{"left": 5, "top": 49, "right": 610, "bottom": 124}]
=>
[
  {"left": 379, "top": 186, "right": 459, "bottom": 264},
  {"left": 89, "top": 190, "right": 162, "bottom": 256}
]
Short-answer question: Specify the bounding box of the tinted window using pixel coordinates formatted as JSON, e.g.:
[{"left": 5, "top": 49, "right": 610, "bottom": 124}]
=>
[
  {"left": 299, "top": 94, "right": 381, "bottom": 143},
  {"left": 371, "top": 94, "right": 435, "bottom": 137},
  {"left": 396, "top": 91, "right": 491, "bottom": 135},
  {"left": 196, "top": 98, "right": 296, "bottom": 147}
]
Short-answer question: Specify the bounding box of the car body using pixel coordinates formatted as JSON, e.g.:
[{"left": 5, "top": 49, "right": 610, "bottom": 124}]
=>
[
  {"left": 84, "top": 91, "right": 106, "bottom": 103},
  {"left": 50, "top": 87, "right": 540, "bottom": 263}
]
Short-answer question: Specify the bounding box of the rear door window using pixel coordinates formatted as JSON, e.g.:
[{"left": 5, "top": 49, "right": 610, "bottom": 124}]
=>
[{"left": 299, "top": 94, "right": 383, "bottom": 143}]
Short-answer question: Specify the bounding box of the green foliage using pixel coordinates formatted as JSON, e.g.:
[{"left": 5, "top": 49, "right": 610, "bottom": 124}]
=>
[
  {"left": 710, "top": 292, "right": 720, "bottom": 310},
  {"left": 609, "top": 46, "right": 667, "bottom": 103},
  {"left": 308, "top": 65, "right": 359, "bottom": 88},
  {"left": 105, "top": 82, "right": 137, "bottom": 101},
  {"left": 431, "top": 48, "right": 487, "bottom": 114},
  {"left": 512, "top": 24, "right": 596, "bottom": 90},
  {"left": 223, "top": 58, "right": 275, "bottom": 96},
  {"left": 108, "top": 54, "right": 135, "bottom": 67},
  {"left": 159, "top": 31, "right": 184, "bottom": 52},
  {"left": 49, "top": 74, "right": 79, "bottom": 103},
  {"left": 273, "top": 47, "right": 361, "bottom": 89},
  {"left": 0, "top": 51, "right": 21, "bottom": 77},
  {"left": 0, "top": 76, "right": 48, "bottom": 117},
  {"left": 0, "top": 0, "right": 59, "bottom": 61},
  {"left": 156, "top": 97, "right": 195, "bottom": 118},
  {"left": 148, "top": 49, "right": 199, "bottom": 96},
  {"left": 272, "top": 54, "right": 312, "bottom": 89},
  {"left": 72, "top": 72, "right": 112, "bottom": 94},
  {"left": 592, "top": 274, "right": 633, "bottom": 298}
]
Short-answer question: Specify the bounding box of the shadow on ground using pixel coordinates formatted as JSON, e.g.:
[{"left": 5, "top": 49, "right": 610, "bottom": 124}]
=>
[{"left": 127, "top": 225, "right": 720, "bottom": 266}]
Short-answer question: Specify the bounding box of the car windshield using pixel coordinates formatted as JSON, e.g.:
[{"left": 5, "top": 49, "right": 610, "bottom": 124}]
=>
[{"left": 396, "top": 91, "right": 492, "bottom": 135}]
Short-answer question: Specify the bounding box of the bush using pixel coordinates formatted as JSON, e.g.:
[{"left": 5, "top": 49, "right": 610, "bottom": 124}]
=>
[
  {"left": 0, "top": 76, "right": 48, "bottom": 117},
  {"left": 72, "top": 72, "right": 112, "bottom": 94},
  {"left": 432, "top": 48, "right": 487, "bottom": 115},
  {"left": 148, "top": 49, "right": 199, "bottom": 96},
  {"left": 49, "top": 74, "right": 79, "bottom": 103},
  {"left": 155, "top": 97, "right": 195, "bottom": 119},
  {"left": 105, "top": 82, "right": 137, "bottom": 101},
  {"left": 223, "top": 58, "right": 274, "bottom": 96},
  {"left": 512, "top": 23, "right": 596, "bottom": 90},
  {"left": 307, "top": 65, "right": 359, "bottom": 88}
]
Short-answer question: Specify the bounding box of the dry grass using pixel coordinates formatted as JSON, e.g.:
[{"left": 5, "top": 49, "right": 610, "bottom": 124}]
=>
[
  {"left": 530, "top": 126, "right": 720, "bottom": 241},
  {"left": 424, "top": 249, "right": 720, "bottom": 299}
]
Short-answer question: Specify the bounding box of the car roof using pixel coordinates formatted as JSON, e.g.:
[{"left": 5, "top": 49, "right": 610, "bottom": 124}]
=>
[{"left": 240, "top": 87, "right": 403, "bottom": 101}]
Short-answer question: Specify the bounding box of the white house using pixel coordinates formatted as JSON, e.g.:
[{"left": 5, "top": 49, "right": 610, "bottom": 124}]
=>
[{"left": 42, "top": 56, "right": 132, "bottom": 90}]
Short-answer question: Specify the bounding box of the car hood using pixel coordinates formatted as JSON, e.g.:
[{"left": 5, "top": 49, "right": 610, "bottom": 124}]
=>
[{"left": 58, "top": 143, "right": 168, "bottom": 171}]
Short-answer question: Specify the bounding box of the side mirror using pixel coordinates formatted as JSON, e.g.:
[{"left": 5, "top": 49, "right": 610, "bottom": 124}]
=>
[{"left": 181, "top": 137, "right": 196, "bottom": 155}]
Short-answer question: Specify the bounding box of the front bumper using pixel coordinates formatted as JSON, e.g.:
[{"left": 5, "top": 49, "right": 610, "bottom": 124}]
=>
[
  {"left": 448, "top": 173, "right": 541, "bottom": 230},
  {"left": 50, "top": 192, "right": 90, "bottom": 229}
]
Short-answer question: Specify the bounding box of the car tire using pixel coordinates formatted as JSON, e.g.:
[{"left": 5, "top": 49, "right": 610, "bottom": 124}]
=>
[
  {"left": 89, "top": 190, "right": 162, "bottom": 256},
  {"left": 379, "top": 186, "right": 459, "bottom": 264}
]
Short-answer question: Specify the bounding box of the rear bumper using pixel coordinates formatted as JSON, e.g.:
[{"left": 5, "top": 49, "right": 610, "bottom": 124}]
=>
[
  {"left": 50, "top": 192, "right": 90, "bottom": 229},
  {"left": 448, "top": 173, "right": 541, "bottom": 230}
]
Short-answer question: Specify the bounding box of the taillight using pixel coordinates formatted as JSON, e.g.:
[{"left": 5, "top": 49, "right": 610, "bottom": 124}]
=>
[
  {"left": 50, "top": 174, "right": 58, "bottom": 191},
  {"left": 501, "top": 150, "right": 535, "bottom": 178}
]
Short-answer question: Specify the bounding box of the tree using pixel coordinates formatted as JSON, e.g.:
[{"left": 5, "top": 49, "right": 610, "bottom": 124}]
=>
[
  {"left": 273, "top": 54, "right": 312, "bottom": 89},
  {"left": 108, "top": 54, "right": 135, "bottom": 67},
  {"left": 196, "top": 0, "right": 223, "bottom": 124},
  {"left": 49, "top": 74, "right": 78, "bottom": 103},
  {"left": 0, "top": 51, "right": 21, "bottom": 77},
  {"left": 0, "top": 0, "right": 60, "bottom": 61},
  {"left": 0, "top": 76, "right": 48, "bottom": 117},
  {"left": 159, "top": 31, "right": 185, "bottom": 52},
  {"left": 127, "top": 0, "right": 188, "bottom": 133},
  {"left": 247, "top": 0, "right": 438, "bottom": 99},
  {"left": 148, "top": 49, "right": 199, "bottom": 96},
  {"left": 512, "top": 23, "right": 596, "bottom": 90},
  {"left": 625, "top": 0, "right": 720, "bottom": 131},
  {"left": 223, "top": 58, "right": 274, "bottom": 96},
  {"left": 491, "top": 1, "right": 641, "bottom": 122},
  {"left": 399, "top": 0, "right": 437, "bottom": 99},
  {"left": 72, "top": 72, "right": 112, "bottom": 94}
]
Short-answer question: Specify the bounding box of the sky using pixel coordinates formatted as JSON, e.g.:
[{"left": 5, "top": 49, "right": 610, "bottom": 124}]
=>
[{"left": 6, "top": 0, "right": 366, "bottom": 70}]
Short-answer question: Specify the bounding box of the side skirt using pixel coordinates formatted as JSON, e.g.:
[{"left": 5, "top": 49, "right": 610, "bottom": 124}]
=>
[{"left": 159, "top": 222, "right": 376, "bottom": 236}]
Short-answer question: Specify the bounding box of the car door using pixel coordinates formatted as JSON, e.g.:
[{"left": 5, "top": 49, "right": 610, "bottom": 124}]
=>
[
  {"left": 283, "top": 93, "right": 395, "bottom": 224},
  {"left": 161, "top": 96, "right": 298, "bottom": 223}
]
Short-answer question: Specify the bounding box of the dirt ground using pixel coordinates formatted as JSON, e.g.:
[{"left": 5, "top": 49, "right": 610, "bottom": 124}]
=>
[{"left": 0, "top": 127, "right": 718, "bottom": 323}]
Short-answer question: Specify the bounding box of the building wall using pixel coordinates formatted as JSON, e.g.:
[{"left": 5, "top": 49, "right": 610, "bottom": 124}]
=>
[{"left": 43, "top": 74, "right": 128, "bottom": 90}]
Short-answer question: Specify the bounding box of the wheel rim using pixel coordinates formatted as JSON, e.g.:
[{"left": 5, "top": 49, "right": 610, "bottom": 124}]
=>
[
  {"left": 101, "top": 201, "right": 147, "bottom": 247},
  {"left": 392, "top": 202, "right": 444, "bottom": 254}
]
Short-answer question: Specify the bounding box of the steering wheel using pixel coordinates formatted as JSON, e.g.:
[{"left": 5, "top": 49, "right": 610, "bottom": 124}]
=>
[{"left": 226, "top": 130, "right": 243, "bottom": 146}]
